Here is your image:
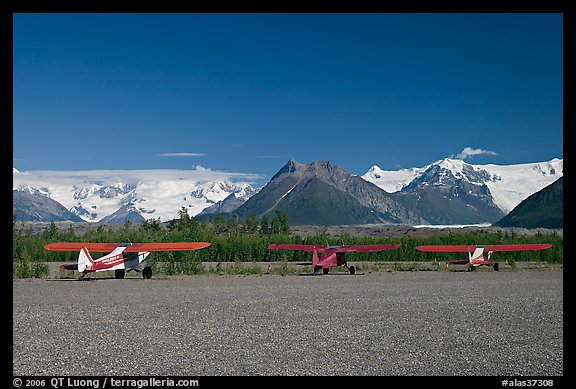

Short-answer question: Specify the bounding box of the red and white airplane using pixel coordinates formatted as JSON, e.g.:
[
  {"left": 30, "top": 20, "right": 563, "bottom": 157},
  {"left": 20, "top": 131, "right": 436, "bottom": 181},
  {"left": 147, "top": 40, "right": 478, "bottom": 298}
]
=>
[
  {"left": 416, "top": 243, "right": 552, "bottom": 271},
  {"left": 268, "top": 243, "right": 401, "bottom": 275},
  {"left": 44, "top": 242, "right": 211, "bottom": 279}
]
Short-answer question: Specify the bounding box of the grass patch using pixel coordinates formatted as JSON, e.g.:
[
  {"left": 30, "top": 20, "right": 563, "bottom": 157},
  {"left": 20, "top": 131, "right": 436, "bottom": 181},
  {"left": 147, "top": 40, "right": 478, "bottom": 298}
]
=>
[{"left": 13, "top": 261, "right": 49, "bottom": 279}]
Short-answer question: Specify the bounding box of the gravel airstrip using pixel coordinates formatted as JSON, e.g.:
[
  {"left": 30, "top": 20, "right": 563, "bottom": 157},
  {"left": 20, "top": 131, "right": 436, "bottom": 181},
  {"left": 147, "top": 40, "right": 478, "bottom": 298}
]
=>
[{"left": 13, "top": 269, "right": 563, "bottom": 377}]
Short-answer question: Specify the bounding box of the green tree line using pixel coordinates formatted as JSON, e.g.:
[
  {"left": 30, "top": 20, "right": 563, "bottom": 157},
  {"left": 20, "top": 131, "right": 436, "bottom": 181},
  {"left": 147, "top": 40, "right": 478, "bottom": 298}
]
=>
[{"left": 13, "top": 208, "right": 563, "bottom": 277}]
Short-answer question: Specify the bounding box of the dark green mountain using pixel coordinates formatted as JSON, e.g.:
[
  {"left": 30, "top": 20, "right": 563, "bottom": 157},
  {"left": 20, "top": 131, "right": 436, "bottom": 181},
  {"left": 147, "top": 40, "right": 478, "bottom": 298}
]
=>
[
  {"left": 219, "top": 159, "right": 514, "bottom": 226},
  {"left": 493, "top": 177, "right": 563, "bottom": 228},
  {"left": 235, "top": 159, "right": 514, "bottom": 225},
  {"left": 13, "top": 190, "right": 83, "bottom": 222},
  {"left": 230, "top": 160, "right": 428, "bottom": 226}
]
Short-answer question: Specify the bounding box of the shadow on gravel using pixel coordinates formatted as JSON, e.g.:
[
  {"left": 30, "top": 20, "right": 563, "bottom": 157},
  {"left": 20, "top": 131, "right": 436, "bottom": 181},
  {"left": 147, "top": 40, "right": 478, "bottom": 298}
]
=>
[
  {"left": 44, "top": 276, "right": 149, "bottom": 282},
  {"left": 297, "top": 272, "right": 365, "bottom": 276}
]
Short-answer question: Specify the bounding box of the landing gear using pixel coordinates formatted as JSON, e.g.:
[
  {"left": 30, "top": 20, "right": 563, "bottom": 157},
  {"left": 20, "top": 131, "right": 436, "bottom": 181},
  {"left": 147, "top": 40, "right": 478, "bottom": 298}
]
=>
[
  {"left": 493, "top": 262, "right": 499, "bottom": 271},
  {"left": 142, "top": 266, "right": 153, "bottom": 279},
  {"left": 312, "top": 264, "right": 356, "bottom": 275},
  {"left": 115, "top": 269, "right": 125, "bottom": 279},
  {"left": 343, "top": 263, "right": 356, "bottom": 275}
]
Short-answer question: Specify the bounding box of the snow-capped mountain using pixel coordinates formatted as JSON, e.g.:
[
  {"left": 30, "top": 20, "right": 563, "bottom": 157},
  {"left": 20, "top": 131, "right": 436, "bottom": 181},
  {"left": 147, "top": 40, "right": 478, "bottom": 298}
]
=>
[
  {"left": 227, "top": 159, "right": 428, "bottom": 226},
  {"left": 13, "top": 189, "right": 84, "bottom": 222},
  {"left": 13, "top": 168, "right": 260, "bottom": 223},
  {"left": 362, "top": 158, "right": 563, "bottom": 214},
  {"left": 13, "top": 157, "right": 563, "bottom": 225},
  {"left": 198, "top": 186, "right": 260, "bottom": 216},
  {"left": 493, "top": 176, "right": 563, "bottom": 229}
]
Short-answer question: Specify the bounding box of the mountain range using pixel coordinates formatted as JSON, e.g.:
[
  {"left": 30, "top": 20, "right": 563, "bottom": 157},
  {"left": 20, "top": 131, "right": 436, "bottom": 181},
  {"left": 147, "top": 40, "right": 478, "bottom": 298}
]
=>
[
  {"left": 493, "top": 176, "right": 563, "bottom": 229},
  {"left": 215, "top": 158, "right": 562, "bottom": 226},
  {"left": 13, "top": 168, "right": 258, "bottom": 223},
  {"left": 13, "top": 157, "right": 563, "bottom": 226}
]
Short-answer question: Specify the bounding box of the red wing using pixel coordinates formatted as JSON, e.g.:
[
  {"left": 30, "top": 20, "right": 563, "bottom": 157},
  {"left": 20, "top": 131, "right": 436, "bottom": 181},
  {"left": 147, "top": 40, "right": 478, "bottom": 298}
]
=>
[
  {"left": 268, "top": 243, "right": 401, "bottom": 252},
  {"left": 268, "top": 244, "right": 328, "bottom": 252},
  {"left": 416, "top": 245, "right": 477, "bottom": 253},
  {"left": 337, "top": 244, "right": 401, "bottom": 252},
  {"left": 123, "top": 242, "right": 211, "bottom": 252},
  {"left": 45, "top": 242, "right": 211, "bottom": 252},
  {"left": 416, "top": 244, "right": 552, "bottom": 253},
  {"left": 44, "top": 242, "right": 122, "bottom": 252},
  {"left": 483, "top": 244, "right": 552, "bottom": 252}
]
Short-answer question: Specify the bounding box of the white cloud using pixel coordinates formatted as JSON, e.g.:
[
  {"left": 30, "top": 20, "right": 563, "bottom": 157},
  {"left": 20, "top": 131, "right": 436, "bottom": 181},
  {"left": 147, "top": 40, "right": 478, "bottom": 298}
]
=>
[
  {"left": 157, "top": 153, "right": 207, "bottom": 157},
  {"left": 453, "top": 147, "right": 497, "bottom": 160},
  {"left": 13, "top": 167, "right": 263, "bottom": 188}
]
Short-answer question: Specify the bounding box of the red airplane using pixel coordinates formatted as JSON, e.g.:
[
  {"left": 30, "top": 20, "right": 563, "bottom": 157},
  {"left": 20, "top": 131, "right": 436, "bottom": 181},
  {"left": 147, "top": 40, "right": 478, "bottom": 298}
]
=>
[
  {"left": 268, "top": 243, "right": 401, "bottom": 275},
  {"left": 416, "top": 243, "right": 552, "bottom": 271},
  {"left": 44, "top": 242, "right": 211, "bottom": 279}
]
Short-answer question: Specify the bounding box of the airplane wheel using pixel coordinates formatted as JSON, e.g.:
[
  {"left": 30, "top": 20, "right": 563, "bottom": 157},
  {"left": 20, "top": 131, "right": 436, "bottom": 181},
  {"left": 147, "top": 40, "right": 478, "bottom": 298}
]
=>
[
  {"left": 493, "top": 262, "right": 499, "bottom": 271},
  {"left": 323, "top": 268, "right": 329, "bottom": 275},
  {"left": 349, "top": 265, "right": 356, "bottom": 275},
  {"left": 115, "top": 269, "right": 125, "bottom": 279},
  {"left": 142, "top": 266, "right": 153, "bottom": 279}
]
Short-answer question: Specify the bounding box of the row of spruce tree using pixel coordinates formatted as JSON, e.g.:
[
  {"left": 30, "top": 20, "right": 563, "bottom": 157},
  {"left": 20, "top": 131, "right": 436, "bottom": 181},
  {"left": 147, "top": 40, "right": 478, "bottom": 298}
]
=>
[{"left": 14, "top": 207, "right": 563, "bottom": 268}]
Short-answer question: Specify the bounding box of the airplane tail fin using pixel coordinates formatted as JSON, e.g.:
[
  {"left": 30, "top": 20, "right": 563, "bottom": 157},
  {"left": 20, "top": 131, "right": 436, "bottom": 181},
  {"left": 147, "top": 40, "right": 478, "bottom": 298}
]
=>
[
  {"left": 469, "top": 246, "right": 489, "bottom": 264},
  {"left": 77, "top": 248, "right": 95, "bottom": 273},
  {"left": 312, "top": 250, "right": 320, "bottom": 270}
]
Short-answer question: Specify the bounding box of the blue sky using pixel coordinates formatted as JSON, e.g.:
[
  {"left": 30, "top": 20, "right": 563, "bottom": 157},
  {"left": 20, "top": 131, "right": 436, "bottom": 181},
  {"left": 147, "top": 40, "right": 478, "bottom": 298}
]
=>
[{"left": 13, "top": 13, "right": 563, "bottom": 187}]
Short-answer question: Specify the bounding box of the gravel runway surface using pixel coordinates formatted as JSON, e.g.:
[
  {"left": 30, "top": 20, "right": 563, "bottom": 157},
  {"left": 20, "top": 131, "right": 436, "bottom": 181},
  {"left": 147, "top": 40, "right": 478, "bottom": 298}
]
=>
[{"left": 13, "top": 270, "right": 563, "bottom": 376}]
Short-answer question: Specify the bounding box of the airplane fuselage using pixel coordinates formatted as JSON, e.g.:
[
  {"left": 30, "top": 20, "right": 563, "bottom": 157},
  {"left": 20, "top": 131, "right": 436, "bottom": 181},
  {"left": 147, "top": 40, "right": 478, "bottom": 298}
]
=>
[{"left": 80, "top": 246, "right": 150, "bottom": 274}]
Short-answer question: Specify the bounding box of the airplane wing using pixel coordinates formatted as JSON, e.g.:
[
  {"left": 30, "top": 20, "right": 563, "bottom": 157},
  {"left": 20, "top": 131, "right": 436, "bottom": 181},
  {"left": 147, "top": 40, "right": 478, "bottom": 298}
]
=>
[
  {"left": 482, "top": 243, "right": 552, "bottom": 252},
  {"left": 44, "top": 242, "right": 124, "bottom": 252},
  {"left": 45, "top": 242, "right": 211, "bottom": 252},
  {"left": 268, "top": 244, "right": 328, "bottom": 252},
  {"left": 122, "top": 242, "right": 212, "bottom": 252},
  {"left": 268, "top": 243, "right": 401, "bottom": 252},
  {"left": 416, "top": 245, "right": 477, "bottom": 252},
  {"left": 416, "top": 244, "right": 552, "bottom": 252}
]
